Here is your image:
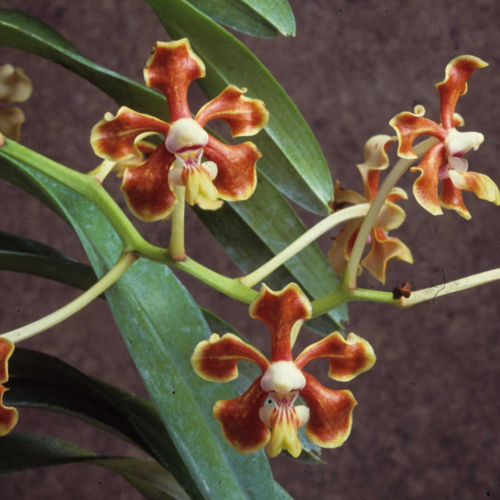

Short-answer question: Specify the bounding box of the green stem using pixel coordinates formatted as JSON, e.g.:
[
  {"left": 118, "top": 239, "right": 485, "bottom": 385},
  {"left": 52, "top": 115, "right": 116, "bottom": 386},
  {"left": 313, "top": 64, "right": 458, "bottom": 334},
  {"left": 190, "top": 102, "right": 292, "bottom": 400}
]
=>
[
  {"left": 240, "top": 203, "right": 370, "bottom": 288},
  {"left": 0, "top": 140, "right": 255, "bottom": 303},
  {"left": 1, "top": 252, "right": 137, "bottom": 343},
  {"left": 168, "top": 185, "right": 186, "bottom": 261},
  {"left": 343, "top": 137, "right": 439, "bottom": 289}
]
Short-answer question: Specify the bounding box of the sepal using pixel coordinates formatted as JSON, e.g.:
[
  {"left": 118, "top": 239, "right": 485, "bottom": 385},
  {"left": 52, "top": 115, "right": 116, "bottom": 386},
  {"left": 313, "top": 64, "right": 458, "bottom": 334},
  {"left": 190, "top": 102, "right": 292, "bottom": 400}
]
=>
[{"left": 0, "top": 338, "right": 18, "bottom": 437}]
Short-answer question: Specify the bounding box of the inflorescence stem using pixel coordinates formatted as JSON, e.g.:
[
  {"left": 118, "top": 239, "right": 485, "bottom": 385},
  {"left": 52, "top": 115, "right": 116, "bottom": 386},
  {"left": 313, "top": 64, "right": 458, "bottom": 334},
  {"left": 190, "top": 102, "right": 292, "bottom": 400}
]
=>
[
  {"left": 240, "top": 203, "right": 370, "bottom": 288},
  {"left": 1, "top": 252, "right": 137, "bottom": 344},
  {"left": 168, "top": 185, "right": 186, "bottom": 261},
  {"left": 343, "top": 137, "right": 439, "bottom": 290}
]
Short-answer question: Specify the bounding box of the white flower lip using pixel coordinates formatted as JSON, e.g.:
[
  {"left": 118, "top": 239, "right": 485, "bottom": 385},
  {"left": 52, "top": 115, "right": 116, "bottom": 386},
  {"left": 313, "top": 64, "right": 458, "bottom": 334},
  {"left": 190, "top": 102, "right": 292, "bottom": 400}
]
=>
[
  {"left": 444, "top": 128, "right": 484, "bottom": 157},
  {"left": 261, "top": 361, "right": 306, "bottom": 394},
  {"left": 165, "top": 118, "right": 209, "bottom": 154}
]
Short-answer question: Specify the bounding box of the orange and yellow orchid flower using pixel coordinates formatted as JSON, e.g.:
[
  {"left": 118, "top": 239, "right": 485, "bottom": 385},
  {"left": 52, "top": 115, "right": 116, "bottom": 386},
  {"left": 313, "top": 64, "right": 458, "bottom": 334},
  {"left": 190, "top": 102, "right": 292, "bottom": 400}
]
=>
[
  {"left": 390, "top": 55, "right": 500, "bottom": 219},
  {"left": 91, "top": 39, "right": 269, "bottom": 221},
  {"left": 0, "top": 64, "right": 32, "bottom": 142},
  {"left": 0, "top": 338, "right": 17, "bottom": 437},
  {"left": 328, "top": 135, "right": 413, "bottom": 284},
  {"left": 191, "top": 284, "right": 375, "bottom": 458}
]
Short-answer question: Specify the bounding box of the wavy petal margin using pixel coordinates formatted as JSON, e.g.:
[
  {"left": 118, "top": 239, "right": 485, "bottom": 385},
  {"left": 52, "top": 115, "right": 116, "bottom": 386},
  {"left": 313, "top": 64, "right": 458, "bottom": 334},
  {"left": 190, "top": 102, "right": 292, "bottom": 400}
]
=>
[
  {"left": 91, "top": 107, "right": 170, "bottom": 162},
  {"left": 356, "top": 135, "right": 396, "bottom": 200},
  {"left": 203, "top": 136, "right": 260, "bottom": 201},
  {"left": 449, "top": 170, "right": 500, "bottom": 207},
  {"left": 295, "top": 332, "right": 376, "bottom": 381},
  {"left": 439, "top": 177, "right": 470, "bottom": 219},
  {"left": 362, "top": 229, "right": 413, "bottom": 284},
  {"left": 436, "top": 55, "right": 488, "bottom": 130},
  {"left": 196, "top": 85, "right": 269, "bottom": 138},
  {"left": 250, "top": 284, "right": 312, "bottom": 362},
  {"left": 390, "top": 109, "right": 446, "bottom": 159},
  {"left": 144, "top": 39, "right": 205, "bottom": 122},
  {"left": 191, "top": 333, "right": 269, "bottom": 382},
  {"left": 121, "top": 145, "right": 177, "bottom": 221},
  {"left": 300, "top": 373, "right": 356, "bottom": 449},
  {"left": 213, "top": 377, "right": 270, "bottom": 454},
  {"left": 328, "top": 219, "right": 362, "bottom": 277},
  {"left": 0, "top": 338, "right": 18, "bottom": 437},
  {"left": 410, "top": 142, "right": 446, "bottom": 216}
]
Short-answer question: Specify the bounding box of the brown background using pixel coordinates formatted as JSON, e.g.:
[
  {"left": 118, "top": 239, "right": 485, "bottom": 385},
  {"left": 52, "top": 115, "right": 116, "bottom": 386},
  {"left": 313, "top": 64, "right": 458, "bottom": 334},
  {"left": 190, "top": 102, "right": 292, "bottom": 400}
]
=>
[{"left": 1, "top": 0, "right": 500, "bottom": 498}]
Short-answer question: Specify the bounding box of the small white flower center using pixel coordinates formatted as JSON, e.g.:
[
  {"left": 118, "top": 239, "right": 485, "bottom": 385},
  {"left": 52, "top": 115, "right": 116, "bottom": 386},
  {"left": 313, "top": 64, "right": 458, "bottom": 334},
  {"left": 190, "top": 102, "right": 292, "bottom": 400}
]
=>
[
  {"left": 438, "top": 156, "right": 469, "bottom": 180},
  {"left": 444, "top": 128, "right": 484, "bottom": 157},
  {"left": 165, "top": 118, "right": 209, "bottom": 154},
  {"left": 260, "top": 361, "right": 306, "bottom": 394}
]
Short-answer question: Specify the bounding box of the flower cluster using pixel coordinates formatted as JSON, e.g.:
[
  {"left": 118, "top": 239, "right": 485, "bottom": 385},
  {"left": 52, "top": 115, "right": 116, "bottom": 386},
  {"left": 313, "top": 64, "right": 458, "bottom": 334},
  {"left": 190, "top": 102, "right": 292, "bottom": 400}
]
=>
[
  {"left": 390, "top": 55, "right": 499, "bottom": 219},
  {"left": 91, "top": 39, "right": 269, "bottom": 221},
  {"left": 192, "top": 284, "right": 375, "bottom": 457},
  {"left": 0, "top": 338, "right": 17, "bottom": 437},
  {"left": 0, "top": 64, "right": 32, "bottom": 142},
  {"left": 329, "top": 135, "right": 413, "bottom": 283}
]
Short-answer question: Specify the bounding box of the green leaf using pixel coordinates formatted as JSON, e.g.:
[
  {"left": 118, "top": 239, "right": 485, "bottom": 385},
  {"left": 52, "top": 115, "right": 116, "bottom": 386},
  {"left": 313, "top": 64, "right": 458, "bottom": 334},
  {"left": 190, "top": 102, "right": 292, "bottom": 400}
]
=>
[
  {"left": 185, "top": 0, "right": 295, "bottom": 38},
  {"left": 0, "top": 231, "right": 98, "bottom": 292},
  {"left": 202, "top": 310, "right": 324, "bottom": 465},
  {"left": 0, "top": 152, "right": 276, "bottom": 499},
  {"left": 0, "top": 9, "right": 169, "bottom": 118},
  {"left": 144, "top": 0, "right": 332, "bottom": 215},
  {"left": 0, "top": 433, "right": 190, "bottom": 500},
  {"left": 0, "top": 11, "right": 346, "bottom": 331}
]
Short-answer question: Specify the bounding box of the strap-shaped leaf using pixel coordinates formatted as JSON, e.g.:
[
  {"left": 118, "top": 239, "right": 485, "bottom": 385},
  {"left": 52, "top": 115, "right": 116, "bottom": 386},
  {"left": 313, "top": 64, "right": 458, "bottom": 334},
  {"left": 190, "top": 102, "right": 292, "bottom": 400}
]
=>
[
  {"left": 0, "top": 8, "right": 330, "bottom": 215},
  {"left": 0, "top": 154, "right": 276, "bottom": 499},
  {"left": 0, "top": 231, "right": 98, "bottom": 292},
  {"left": 185, "top": 0, "right": 295, "bottom": 38},
  {"left": 0, "top": 433, "right": 190, "bottom": 500},
  {"left": 0, "top": 11, "right": 347, "bottom": 332},
  {"left": 144, "top": 0, "right": 332, "bottom": 215}
]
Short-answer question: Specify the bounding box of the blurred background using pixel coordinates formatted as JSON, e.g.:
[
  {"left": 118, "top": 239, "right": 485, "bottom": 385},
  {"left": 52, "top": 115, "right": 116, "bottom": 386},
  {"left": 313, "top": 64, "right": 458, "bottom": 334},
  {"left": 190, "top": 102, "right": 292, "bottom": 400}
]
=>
[{"left": 1, "top": 0, "right": 500, "bottom": 498}]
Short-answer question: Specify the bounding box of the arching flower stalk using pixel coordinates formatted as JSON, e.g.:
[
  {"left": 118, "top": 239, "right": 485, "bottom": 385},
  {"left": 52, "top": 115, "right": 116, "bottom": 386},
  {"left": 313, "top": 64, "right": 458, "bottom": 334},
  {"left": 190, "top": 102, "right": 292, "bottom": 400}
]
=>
[
  {"left": 0, "top": 338, "right": 17, "bottom": 437},
  {"left": 0, "top": 64, "right": 32, "bottom": 142},
  {"left": 329, "top": 135, "right": 413, "bottom": 284},
  {"left": 91, "top": 39, "right": 269, "bottom": 222},
  {"left": 192, "top": 283, "right": 375, "bottom": 458},
  {"left": 390, "top": 55, "right": 499, "bottom": 219}
]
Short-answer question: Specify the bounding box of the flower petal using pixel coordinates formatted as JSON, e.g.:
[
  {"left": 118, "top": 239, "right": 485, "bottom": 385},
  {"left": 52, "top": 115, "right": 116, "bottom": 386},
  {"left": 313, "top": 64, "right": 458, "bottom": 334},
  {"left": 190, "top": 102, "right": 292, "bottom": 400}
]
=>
[
  {"left": 436, "top": 56, "right": 488, "bottom": 130},
  {"left": 390, "top": 109, "right": 446, "bottom": 159},
  {"left": 259, "top": 404, "right": 309, "bottom": 458},
  {"left": 410, "top": 142, "right": 446, "bottom": 216},
  {"left": 191, "top": 333, "right": 269, "bottom": 382},
  {"left": 91, "top": 107, "right": 170, "bottom": 162},
  {"left": 0, "top": 107, "right": 25, "bottom": 142},
  {"left": 120, "top": 145, "right": 177, "bottom": 221},
  {"left": 144, "top": 40, "right": 205, "bottom": 122},
  {"left": 0, "top": 64, "right": 32, "bottom": 104},
  {"left": 0, "top": 338, "right": 18, "bottom": 437},
  {"left": 439, "top": 177, "right": 471, "bottom": 219},
  {"left": 176, "top": 164, "right": 219, "bottom": 206},
  {"left": 331, "top": 181, "right": 366, "bottom": 211},
  {"left": 356, "top": 135, "right": 396, "bottom": 200},
  {"left": 361, "top": 229, "right": 413, "bottom": 284},
  {"left": 213, "top": 377, "right": 270, "bottom": 454},
  {"left": 249, "top": 284, "right": 312, "bottom": 362},
  {"left": 328, "top": 219, "right": 362, "bottom": 277},
  {"left": 374, "top": 198, "right": 407, "bottom": 231},
  {"left": 203, "top": 135, "right": 260, "bottom": 201},
  {"left": 300, "top": 373, "right": 356, "bottom": 449},
  {"left": 195, "top": 85, "right": 269, "bottom": 138},
  {"left": 449, "top": 170, "right": 500, "bottom": 207},
  {"left": 295, "top": 332, "right": 376, "bottom": 381}
]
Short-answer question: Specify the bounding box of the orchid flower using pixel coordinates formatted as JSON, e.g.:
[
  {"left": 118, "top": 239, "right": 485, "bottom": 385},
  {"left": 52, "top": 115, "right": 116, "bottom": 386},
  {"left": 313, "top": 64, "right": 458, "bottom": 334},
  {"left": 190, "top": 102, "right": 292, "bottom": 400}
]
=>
[
  {"left": 390, "top": 55, "right": 500, "bottom": 219},
  {"left": 0, "top": 338, "right": 17, "bottom": 437},
  {"left": 191, "top": 283, "right": 375, "bottom": 458},
  {"left": 328, "top": 135, "right": 413, "bottom": 284},
  {"left": 0, "top": 64, "right": 32, "bottom": 142},
  {"left": 91, "top": 39, "right": 269, "bottom": 221}
]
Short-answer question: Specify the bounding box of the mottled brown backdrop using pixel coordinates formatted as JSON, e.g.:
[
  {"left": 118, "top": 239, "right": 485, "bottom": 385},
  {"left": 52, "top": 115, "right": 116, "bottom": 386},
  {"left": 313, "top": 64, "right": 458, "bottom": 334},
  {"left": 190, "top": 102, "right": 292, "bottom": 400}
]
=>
[{"left": 1, "top": 0, "right": 500, "bottom": 498}]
